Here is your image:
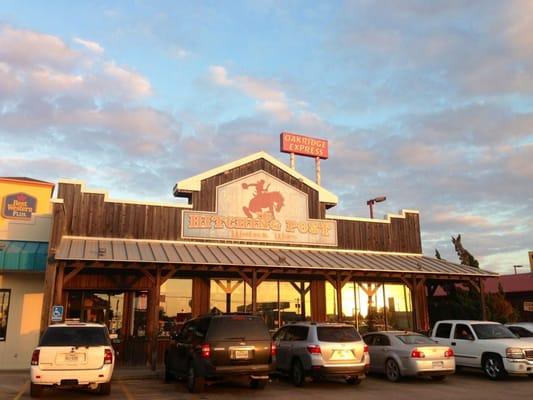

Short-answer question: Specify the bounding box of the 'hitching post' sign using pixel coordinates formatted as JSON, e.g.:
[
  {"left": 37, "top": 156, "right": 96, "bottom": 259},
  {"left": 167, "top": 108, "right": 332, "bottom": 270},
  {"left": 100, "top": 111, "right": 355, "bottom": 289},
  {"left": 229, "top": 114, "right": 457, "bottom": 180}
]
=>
[
  {"left": 182, "top": 171, "right": 337, "bottom": 246},
  {"left": 51, "top": 305, "right": 64, "bottom": 322}
]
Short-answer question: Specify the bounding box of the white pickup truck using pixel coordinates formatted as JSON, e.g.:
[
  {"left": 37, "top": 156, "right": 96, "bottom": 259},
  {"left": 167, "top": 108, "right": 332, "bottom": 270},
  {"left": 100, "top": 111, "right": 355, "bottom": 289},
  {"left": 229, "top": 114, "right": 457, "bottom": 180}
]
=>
[{"left": 430, "top": 320, "right": 533, "bottom": 379}]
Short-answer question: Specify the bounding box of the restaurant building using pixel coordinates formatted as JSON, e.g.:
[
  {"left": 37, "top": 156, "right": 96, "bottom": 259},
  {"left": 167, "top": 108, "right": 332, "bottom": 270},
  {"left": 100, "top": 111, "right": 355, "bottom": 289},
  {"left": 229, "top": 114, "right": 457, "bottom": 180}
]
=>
[
  {"left": 0, "top": 177, "right": 54, "bottom": 369},
  {"left": 41, "top": 151, "right": 495, "bottom": 367}
]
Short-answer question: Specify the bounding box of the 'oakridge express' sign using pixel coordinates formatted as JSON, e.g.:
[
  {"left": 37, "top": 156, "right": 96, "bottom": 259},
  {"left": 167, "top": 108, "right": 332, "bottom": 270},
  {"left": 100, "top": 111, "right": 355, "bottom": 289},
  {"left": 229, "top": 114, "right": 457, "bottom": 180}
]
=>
[
  {"left": 2, "top": 192, "right": 37, "bottom": 220},
  {"left": 280, "top": 132, "right": 329, "bottom": 159},
  {"left": 182, "top": 171, "right": 337, "bottom": 246}
]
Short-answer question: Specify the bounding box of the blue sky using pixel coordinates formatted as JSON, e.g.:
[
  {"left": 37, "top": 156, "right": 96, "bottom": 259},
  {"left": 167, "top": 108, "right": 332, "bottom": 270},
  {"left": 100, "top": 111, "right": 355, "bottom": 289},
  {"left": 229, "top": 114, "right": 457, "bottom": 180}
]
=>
[{"left": 1, "top": 1, "right": 532, "bottom": 273}]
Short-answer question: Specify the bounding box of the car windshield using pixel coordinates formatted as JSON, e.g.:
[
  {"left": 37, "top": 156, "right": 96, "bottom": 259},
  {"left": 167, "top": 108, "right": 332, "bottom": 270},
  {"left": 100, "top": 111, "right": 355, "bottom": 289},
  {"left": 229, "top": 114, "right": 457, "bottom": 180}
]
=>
[
  {"left": 472, "top": 324, "right": 516, "bottom": 339},
  {"left": 396, "top": 334, "right": 435, "bottom": 345},
  {"left": 40, "top": 327, "right": 110, "bottom": 346},
  {"left": 207, "top": 316, "right": 270, "bottom": 341},
  {"left": 317, "top": 326, "right": 361, "bottom": 342}
]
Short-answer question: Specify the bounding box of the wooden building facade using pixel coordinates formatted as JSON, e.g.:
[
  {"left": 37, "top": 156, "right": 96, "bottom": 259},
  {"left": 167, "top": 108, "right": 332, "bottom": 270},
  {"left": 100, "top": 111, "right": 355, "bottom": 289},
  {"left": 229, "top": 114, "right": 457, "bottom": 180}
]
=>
[{"left": 41, "top": 152, "right": 495, "bottom": 367}]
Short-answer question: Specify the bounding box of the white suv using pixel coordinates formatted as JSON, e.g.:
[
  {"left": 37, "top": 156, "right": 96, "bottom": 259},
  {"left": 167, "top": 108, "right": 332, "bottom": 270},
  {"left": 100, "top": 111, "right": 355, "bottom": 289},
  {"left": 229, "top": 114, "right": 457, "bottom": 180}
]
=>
[
  {"left": 431, "top": 320, "right": 533, "bottom": 379},
  {"left": 30, "top": 322, "right": 115, "bottom": 397}
]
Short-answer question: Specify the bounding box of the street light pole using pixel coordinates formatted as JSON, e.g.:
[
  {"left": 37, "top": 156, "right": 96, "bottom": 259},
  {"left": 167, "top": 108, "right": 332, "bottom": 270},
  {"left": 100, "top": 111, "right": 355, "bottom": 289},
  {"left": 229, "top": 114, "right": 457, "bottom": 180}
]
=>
[
  {"left": 513, "top": 265, "right": 524, "bottom": 275},
  {"left": 366, "top": 196, "right": 387, "bottom": 219}
]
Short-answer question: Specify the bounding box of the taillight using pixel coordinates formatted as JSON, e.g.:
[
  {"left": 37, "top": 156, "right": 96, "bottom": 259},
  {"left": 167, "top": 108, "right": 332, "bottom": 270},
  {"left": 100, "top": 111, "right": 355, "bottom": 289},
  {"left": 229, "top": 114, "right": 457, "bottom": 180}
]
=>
[
  {"left": 271, "top": 343, "right": 277, "bottom": 357},
  {"left": 364, "top": 344, "right": 369, "bottom": 353},
  {"left": 200, "top": 344, "right": 211, "bottom": 359},
  {"left": 104, "top": 349, "right": 113, "bottom": 364},
  {"left": 31, "top": 349, "right": 40, "bottom": 366},
  {"left": 411, "top": 348, "right": 425, "bottom": 358},
  {"left": 444, "top": 348, "right": 454, "bottom": 358},
  {"left": 307, "top": 345, "right": 321, "bottom": 354}
]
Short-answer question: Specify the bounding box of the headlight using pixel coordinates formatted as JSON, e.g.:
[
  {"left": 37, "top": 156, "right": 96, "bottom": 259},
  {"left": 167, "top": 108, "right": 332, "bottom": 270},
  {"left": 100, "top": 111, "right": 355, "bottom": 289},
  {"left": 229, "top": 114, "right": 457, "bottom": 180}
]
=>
[{"left": 506, "top": 347, "right": 525, "bottom": 359}]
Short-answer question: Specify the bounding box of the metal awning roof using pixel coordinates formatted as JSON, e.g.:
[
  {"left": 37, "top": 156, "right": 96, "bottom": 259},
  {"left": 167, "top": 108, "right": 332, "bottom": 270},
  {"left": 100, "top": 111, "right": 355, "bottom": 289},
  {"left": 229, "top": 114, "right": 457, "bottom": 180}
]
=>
[
  {"left": 55, "top": 237, "right": 496, "bottom": 278},
  {"left": 0, "top": 240, "right": 48, "bottom": 272}
]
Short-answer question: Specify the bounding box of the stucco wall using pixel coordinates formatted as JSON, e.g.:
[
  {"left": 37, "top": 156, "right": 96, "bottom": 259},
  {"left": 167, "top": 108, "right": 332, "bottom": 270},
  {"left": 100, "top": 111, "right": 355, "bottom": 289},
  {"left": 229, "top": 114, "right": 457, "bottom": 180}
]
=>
[{"left": 0, "top": 273, "right": 44, "bottom": 370}]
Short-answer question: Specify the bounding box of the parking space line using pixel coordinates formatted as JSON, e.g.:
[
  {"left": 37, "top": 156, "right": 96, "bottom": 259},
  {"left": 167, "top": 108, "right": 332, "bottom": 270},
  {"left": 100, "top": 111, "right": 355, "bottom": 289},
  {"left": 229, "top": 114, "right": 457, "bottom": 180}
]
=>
[
  {"left": 119, "top": 382, "right": 135, "bottom": 400},
  {"left": 12, "top": 380, "right": 29, "bottom": 400}
]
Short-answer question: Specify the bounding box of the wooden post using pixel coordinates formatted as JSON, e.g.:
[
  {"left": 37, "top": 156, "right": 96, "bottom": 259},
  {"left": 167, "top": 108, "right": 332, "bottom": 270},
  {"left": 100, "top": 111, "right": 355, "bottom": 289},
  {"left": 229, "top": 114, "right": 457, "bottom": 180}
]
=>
[
  {"left": 41, "top": 261, "right": 58, "bottom": 332},
  {"left": 53, "top": 263, "right": 65, "bottom": 307},
  {"left": 411, "top": 278, "right": 418, "bottom": 331},
  {"left": 480, "top": 278, "right": 487, "bottom": 320},
  {"left": 151, "top": 267, "right": 161, "bottom": 371},
  {"left": 192, "top": 277, "right": 210, "bottom": 317},
  {"left": 336, "top": 275, "right": 343, "bottom": 322},
  {"left": 310, "top": 280, "right": 326, "bottom": 322},
  {"left": 252, "top": 270, "right": 257, "bottom": 314}
]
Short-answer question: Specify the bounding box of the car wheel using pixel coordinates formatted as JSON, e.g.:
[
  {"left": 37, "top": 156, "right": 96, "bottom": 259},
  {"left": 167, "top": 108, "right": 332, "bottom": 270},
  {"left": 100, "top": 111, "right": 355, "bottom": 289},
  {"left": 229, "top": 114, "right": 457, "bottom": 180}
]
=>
[
  {"left": 430, "top": 375, "right": 446, "bottom": 381},
  {"left": 187, "top": 365, "right": 205, "bottom": 393},
  {"left": 30, "top": 383, "right": 43, "bottom": 398},
  {"left": 164, "top": 366, "right": 174, "bottom": 383},
  {"left": 250, "top": 378, "right": 267, "bottom": 389},
  {"left": 385, "top": 359, "right": 401, "bottom": 382},
  {"left": 482, "top": 354, "right": 507, "bottom": 380},
  {"left": 291, "top": 359, "right": 305, "bottom": 387},
  {"left": 98, "top": 382, "right": 111, "bottom": 395},
  {"left": 346, "top": 376, "right": 361, "bottom": 385}
]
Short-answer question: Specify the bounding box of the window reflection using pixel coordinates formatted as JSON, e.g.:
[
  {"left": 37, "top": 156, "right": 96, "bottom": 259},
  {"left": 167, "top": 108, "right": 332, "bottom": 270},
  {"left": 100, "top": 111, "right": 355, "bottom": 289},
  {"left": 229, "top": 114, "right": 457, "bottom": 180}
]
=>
[
  {"left": 210, "top": 279, "right": 251, "bottom": 314},
  {"left": 160, "top": 279, "right": 192, "bottom": 336}
]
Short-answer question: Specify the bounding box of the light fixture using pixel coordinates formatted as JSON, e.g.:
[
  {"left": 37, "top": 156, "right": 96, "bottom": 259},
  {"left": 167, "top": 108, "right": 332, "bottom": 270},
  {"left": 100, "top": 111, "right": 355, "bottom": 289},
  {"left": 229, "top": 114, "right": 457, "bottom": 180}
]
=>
[{"left": 366, "top": 196, "right": 387, "bottom": 219}]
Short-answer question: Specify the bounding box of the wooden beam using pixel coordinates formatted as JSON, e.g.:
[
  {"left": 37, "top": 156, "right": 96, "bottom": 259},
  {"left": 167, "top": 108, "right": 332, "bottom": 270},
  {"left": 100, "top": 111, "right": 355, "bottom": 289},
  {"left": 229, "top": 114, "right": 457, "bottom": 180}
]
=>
[
  {"left": 237, "top": 271, "right": 252, "bottom": 286},
  {"left": 140, "top": 268, "right": 155, "bottom": 285},
  {"left": 63, "top": 265, "right": 85, "bottom": 285},
  {"left": 160, "top": 266, "right": 177, "bottom": 285}
]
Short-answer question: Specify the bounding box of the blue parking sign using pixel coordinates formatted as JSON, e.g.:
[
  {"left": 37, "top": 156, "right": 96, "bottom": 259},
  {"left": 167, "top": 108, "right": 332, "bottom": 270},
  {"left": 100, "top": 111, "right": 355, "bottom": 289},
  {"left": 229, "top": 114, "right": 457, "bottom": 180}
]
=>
[{"left": 51, "top": 305, "right": 64, "bottom": 322}]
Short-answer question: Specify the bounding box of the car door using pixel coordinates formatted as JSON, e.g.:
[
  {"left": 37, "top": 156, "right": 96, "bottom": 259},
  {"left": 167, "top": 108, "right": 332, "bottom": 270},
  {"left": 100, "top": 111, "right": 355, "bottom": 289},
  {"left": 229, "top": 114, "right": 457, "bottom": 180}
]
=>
[
  {"left": 175, "top": 321, "right": 195, "bottom": 376},
  {"left": 432, "top": 322, "right": 453, "bottom": 346},
  {"left": 273, "top": 327, "right": 290, "bottom": 371},
  {"left": 452, "top": 323, "right": 478, "bottom": 367},
  {"left": 370, "top": 334, "right": 391, "bottom": 372}
]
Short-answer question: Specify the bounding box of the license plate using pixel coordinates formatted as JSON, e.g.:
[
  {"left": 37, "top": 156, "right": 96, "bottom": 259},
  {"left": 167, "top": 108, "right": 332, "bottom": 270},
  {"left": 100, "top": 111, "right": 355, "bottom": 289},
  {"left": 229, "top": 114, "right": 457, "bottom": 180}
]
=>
[
  {"left": 65, "top": 354, "right": 78, "bottom": 362},
  {"left": 332, "top": 350, "right": 354, "bottom": 360},
  {"left": 234, "top": 350, "right": 249, "bottom": 360},
  {"left": 432, "top": 361, "right": 443, "bottom": 368}
]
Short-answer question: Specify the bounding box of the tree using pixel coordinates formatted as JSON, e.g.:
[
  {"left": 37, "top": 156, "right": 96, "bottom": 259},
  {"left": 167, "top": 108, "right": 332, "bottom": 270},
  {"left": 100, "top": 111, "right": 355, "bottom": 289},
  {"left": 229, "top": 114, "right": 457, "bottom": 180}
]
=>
[
  {"left": 435, "top": 249, "right": 441, "bottom": 259},
  {"left": 485, "top": 283, "right": 519, "bottom": 323}
]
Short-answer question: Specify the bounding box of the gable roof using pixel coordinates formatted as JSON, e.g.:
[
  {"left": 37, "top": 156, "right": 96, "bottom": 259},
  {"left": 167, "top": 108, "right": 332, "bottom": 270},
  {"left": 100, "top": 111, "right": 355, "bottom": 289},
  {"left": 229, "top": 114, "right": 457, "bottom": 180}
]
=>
[{"left": 173, "top": 151, "right": 338, "bottom": 206}]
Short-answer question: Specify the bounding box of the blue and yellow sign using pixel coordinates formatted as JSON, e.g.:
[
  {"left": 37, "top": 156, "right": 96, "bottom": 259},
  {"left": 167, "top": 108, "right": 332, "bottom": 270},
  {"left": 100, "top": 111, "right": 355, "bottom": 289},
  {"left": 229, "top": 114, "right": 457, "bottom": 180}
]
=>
[{"left": 2, "top": 192, "right": 38, "bottom": 220}]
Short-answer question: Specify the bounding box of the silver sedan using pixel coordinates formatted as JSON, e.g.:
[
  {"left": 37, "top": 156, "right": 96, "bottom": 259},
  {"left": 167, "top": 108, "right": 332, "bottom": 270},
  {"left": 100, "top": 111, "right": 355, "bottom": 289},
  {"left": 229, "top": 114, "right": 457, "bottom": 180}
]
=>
[{"left": 363, "top": 331, "right": 455, "bottom": 382}]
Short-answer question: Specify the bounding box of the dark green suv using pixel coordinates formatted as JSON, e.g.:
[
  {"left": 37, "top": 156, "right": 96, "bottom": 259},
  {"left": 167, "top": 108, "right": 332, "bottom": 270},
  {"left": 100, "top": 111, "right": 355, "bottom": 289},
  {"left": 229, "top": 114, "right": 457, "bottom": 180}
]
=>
[{"left": 164, "top": 313, "right": 275, "bottom": 392}]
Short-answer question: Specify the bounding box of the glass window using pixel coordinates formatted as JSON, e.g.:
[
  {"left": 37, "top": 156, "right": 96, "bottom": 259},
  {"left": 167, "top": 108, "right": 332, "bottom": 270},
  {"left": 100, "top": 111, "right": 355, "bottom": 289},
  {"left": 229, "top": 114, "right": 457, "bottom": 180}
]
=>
[
  {"left": 435, "top": 323, "right": 452, "bottom": 339},
  {"left": 287, "top": 326, "right": 309, "bottom": 341},
  {"left": 454, "top": 324, "right": 475, "bottom": 340},
  {"left": 40, "top": 326, "right": 110, "bottom": 346},
  {"left": 0, "top": 289, "right": 11, "bottom": 341},
  {"left": 317, "top": 326, "right": 361, "bottom": 342},
  {"left": 207, "top": 316, "right": 270, "bottom": 340},
  {"left": 325, "top": 281, "right": 337, "bottom": 322},
  {"left": 471, "top": 324, "right": 515, "bottom": 339},
  {"left": 209, "top": 279, "right": 251, "bottom": 314},
  {"left": 160, "top": 278, "right": 193, "bottom": 336},
  {"left": 396, "top": 334, "right": 435, "bottom": 345},
  {"left": 373, "top": 334, "right": 391, "bottom": 346}
]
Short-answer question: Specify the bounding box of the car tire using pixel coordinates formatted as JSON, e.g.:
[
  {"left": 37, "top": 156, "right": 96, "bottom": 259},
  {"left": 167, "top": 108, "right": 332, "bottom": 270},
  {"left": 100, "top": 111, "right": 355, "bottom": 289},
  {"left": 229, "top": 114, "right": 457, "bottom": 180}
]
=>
[
  {"left": 482, "top": 354, "right": 507, "bottom": 380},
  {"left": 98, "top": 382, "right": 111, "bottom": 395},
  {"left": 291, "top": 359, "right": 305, "bottom": 387},
  {"left": 430, "top": 375, "right": 446, "bottom": 381},
  {"left": 346, "top": 376, "right": 361, "bottom": 385},
  {"left": 30, "top": 383, "right": 43, "bottom": 398},
  {"left": 164, "top": 366, "right": 174, "bottom": 383},
  {"left": 250, "top": 378, "right": 267, "bottom": 389},
  {"left": 187, "top": 365, "right": 205, "bottom": 393},
  {"left": 385, "top": 358, "right": 401, "bottom": 382}
]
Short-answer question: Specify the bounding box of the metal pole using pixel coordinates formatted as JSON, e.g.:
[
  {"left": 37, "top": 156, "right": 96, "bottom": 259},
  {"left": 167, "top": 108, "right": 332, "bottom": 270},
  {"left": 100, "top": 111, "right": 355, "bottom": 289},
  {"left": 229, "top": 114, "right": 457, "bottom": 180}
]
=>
[
  {"left": 368, "top": 203, "right": 374, "bottom": 219},
  {"left": 315, "top": 157, "right": 321, "bottom": 185},
  {"left": 290, "top": 153, "right": 295, "bottom": 169}
]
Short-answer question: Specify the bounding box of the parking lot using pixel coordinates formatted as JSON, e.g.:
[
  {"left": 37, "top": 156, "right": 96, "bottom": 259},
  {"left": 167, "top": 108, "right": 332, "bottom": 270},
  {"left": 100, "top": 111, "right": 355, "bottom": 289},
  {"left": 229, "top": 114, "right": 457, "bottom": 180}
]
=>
[{"left": 1, "top": 370, "right": 532, "bottom": 400}]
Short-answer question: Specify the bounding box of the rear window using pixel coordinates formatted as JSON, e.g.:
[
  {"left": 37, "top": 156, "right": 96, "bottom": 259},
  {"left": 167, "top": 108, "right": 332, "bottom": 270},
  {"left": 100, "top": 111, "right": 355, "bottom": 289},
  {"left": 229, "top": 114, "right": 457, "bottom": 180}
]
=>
[
  {"left": 40, "top": 327, "right": 110, "bottom": 346},
  {"left": 317, "top": 326, "right": 361, "bottom": 342},
  {"left": 207, "top": 316, "right": 270, "bottom": 340},
  {"left": 396, "top": 334, "right": 435, "bottom": 345}
]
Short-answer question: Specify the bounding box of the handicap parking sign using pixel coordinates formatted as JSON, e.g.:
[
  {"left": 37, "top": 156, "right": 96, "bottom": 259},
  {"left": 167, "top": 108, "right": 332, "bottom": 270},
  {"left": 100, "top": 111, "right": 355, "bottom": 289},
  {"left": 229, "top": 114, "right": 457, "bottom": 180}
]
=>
[{"left": 51, "top": 305, "right": 64, "bottom": 322}]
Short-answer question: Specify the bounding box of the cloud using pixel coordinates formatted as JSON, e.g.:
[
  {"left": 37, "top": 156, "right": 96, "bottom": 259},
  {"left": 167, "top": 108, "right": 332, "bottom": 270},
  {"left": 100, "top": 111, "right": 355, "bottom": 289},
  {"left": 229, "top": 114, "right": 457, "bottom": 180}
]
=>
[
  {"left": 74, "top": 37, "right": 104, "bottom": 54},
  {"left": 103, "top": 62, "right": 152, "bottom": 98}
]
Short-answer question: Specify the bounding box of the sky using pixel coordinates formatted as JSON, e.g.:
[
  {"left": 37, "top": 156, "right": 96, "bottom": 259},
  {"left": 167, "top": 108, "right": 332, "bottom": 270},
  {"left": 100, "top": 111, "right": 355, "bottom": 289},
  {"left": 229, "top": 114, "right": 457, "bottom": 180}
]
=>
[{"left": 0, "top": 1, "right": 532, "bottom": 274}]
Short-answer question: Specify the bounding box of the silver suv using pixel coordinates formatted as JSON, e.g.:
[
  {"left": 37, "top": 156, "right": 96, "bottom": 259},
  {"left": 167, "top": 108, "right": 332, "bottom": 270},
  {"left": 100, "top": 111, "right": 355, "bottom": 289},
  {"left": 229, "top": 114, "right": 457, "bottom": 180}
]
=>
[{"left": 273, "top": 322, "right": 369, "bottom": 386}]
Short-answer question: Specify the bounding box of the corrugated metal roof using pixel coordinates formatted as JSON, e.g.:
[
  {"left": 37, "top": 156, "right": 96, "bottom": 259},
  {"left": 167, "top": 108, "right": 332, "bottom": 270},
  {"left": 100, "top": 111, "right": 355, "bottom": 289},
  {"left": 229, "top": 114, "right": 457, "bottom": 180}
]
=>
[
  {"left": 0, "top": 240, "right": 48, "bottom": 272},
  {"left": 55, "top": 237, "right": 496, "bottom": 277}
]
